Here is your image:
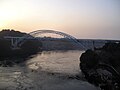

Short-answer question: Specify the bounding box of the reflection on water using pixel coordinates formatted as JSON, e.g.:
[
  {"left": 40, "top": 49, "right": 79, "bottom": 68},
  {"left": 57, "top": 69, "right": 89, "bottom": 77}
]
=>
[
  {"left": 0, "top": 50, "right": 99, "bottom": 90},
  {"left": 26, "top": 50, "right": 84, "bottom": 74}
]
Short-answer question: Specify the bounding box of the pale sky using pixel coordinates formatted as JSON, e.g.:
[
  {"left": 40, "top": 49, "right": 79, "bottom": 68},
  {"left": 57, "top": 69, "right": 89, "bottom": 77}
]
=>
[{"left": 0, "top": 0, "right": 120, "bottom": 40}]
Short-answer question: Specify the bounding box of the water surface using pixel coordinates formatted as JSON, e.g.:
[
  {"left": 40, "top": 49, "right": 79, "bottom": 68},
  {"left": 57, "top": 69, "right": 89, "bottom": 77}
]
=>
[
  {"left": 26, "top": 50, "right": 84, "bottom": 74},
  {"left": 0, "top": 50, "right": 100, "bottom": 90}
]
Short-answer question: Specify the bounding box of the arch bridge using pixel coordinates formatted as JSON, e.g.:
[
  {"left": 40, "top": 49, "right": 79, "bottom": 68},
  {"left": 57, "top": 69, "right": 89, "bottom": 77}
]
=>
[{"left": 4, "top": 30, "right": 87, "bottom": 50}]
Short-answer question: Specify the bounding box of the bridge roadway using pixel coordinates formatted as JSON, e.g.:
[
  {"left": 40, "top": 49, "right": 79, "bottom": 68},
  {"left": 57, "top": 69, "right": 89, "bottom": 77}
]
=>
[
  {"left": 3, "top": 30, "right": 87, "bottom": 50},
  {"left": 4, "top": 30, "right": 118, "bottom": 50}
]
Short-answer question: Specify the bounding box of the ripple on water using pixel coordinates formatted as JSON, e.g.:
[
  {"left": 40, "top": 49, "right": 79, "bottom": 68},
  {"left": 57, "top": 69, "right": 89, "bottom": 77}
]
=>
[
  {"left": 26, "top": 50, "right": 84, "bottom": 74},
  {"left": 0, "top": 50, "right": 99, "bottom": 90}
]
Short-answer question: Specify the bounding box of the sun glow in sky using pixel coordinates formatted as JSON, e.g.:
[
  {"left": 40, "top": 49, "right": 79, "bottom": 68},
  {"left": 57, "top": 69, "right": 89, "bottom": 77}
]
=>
[{"left": 0, "top": 0, "right": 120, "bottom": 40}]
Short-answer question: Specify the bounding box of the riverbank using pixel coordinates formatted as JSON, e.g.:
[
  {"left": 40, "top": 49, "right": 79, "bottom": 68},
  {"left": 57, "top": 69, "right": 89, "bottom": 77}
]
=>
[
  {"left": 0, "top": 30, "right": 42, "bottom": 66},
  {"left": 80, "top": 42, "right": 120, "bottom": 90}
]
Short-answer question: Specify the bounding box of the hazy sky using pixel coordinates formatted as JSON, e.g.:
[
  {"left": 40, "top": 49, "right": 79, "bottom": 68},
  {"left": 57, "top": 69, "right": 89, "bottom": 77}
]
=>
[{"left": 0, "top": 0, "right": 120, "bottom": 40}]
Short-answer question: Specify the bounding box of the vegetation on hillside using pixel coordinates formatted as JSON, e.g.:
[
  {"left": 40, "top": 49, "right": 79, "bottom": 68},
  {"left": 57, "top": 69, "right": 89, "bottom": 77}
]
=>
[{"left": 0, "top": 29, "right": 42, "bottom": 66}]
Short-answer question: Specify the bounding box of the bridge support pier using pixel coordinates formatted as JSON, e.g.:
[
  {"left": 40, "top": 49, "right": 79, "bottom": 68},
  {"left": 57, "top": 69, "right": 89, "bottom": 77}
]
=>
[{"left": 4, "top": 36, "right": 20, "bottom": 49}]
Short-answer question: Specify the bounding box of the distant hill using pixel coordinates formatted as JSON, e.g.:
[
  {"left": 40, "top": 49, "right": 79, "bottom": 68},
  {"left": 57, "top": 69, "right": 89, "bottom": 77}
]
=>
[
  {"left": 0, "top": 29, "right": 26, "bottom": 38},
  {"left": 0, "top": 29, "right": 42, "bottom": 60}
]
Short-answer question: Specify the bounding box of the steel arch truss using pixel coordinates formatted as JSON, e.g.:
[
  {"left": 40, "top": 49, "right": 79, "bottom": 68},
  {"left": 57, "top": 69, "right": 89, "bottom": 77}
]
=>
[{"left": 15, "top": 30, "right": 86, "bottom": 49}]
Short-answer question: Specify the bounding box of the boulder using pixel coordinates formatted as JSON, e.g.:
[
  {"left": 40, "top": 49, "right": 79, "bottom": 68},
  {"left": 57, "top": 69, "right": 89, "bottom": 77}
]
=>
[{"left": 80, "top": 42, "right": 120, "bottom": 90}]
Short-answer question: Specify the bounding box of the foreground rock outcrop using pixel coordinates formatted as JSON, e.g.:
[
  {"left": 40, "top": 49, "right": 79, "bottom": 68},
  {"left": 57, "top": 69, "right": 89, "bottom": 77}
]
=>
[{"left": 80, "top": 42, "right": 120, "bottom": 90}]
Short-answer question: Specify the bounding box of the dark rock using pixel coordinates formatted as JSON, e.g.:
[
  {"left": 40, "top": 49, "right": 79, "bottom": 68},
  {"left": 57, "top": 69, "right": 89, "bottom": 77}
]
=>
[
  {"left": 0, "top": 29, "right": 42, "bottom": 66},
  {"left": 80, "top": 42, "right": 120, "bottom": 90}
]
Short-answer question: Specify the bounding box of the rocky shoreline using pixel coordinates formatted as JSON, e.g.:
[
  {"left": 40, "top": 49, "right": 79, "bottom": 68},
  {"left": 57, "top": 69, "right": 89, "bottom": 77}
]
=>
[
  {"left": 0, "top": 30, "right": 42, "bottom": 66},
  {"left": 80, "top": 42, "right": 120, "bottom": 90}
]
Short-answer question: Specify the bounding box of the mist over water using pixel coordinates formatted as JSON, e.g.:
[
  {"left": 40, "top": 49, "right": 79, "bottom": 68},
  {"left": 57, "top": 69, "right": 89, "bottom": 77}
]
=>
[
  {"left": 0, "top": 50, "right": 99, "bottom": 90},
  {"left": 26, "top": 50, "right": 83, "bottom": 74}
]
